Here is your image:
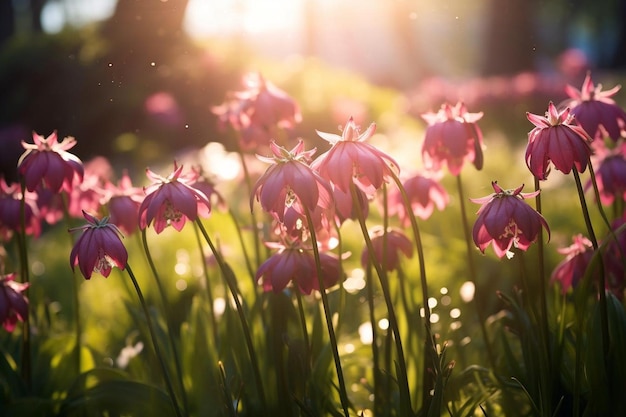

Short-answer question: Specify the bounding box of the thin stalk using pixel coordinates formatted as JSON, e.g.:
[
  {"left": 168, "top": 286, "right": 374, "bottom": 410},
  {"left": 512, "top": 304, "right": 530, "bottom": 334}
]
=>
[
  {"left": 365, "top": 263, "right": 382, "bottom": 416},
  {"left": 195, "top": 219, "right": 267, "bottom": 411},
  {"left": 18, "top": 180, "right": 31, "bottom": 390},
  {"left": 140, "top": 230, "right": 189, "bottom": 415},
  {"left": 350, "top": 183, "right": 412, "bottom": 416},
  {"left": 571, "top": 170, "right": 609, "bottom": 358},
  {"left": 303, "top": 207, "right": 351, "bottom": 417},
  {"left": 192, "top": 224, "right": 219, "bottom": 345},
  {"left": 237, "top": 148, "right": 261, "bottom": 269},
  {"left": 453, "top": 174, "right": 498, "bottom": 372},
  {"left": 125, "top": 264, "right": 183, "bottom": 417},
  {"left": 59, "top": 193, "right": 82, "bottom": 377},
  {"left": 227, "top": 208, "right": 257, "bottom": 285},
  {"left": 294, "top": 289, "right": 311, "bottom": 368}
]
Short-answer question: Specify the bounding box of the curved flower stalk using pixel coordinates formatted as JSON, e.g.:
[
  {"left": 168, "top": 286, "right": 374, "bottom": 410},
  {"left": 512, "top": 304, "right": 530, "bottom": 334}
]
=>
[
  {"left": 420, "top": 102, "right": 484, "bottom": 176},
  {"left": 526, "top": 102, "right": 593, "bottom": 180},
  {"left": 17, "top": 131, "right": 84, "bottom": 193},
  {"left": 561, "top": 72, "right": 626, "bottom": 141},
  {"left": 471, "top": 181, "right": 550, "bottom": 259},
  {"left": 68, "top": 211, "right": 183, "bottom": 417}
]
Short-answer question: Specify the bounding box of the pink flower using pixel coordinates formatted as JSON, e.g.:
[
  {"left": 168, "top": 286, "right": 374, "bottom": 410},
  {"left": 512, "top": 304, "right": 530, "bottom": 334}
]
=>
[
  {"left": 69, "top": 211, "right": 128, "bottom": 279},
  {"left": 361, "top": 227, "right": 413, "bottom": 272},
  {"left": 332, "top": 183, "right": 369, "bottom": 225},
  {"left": 17, "top": 131, "right": 84, "bottom": 192},
  {"left": 561, "top": 72, "right": 626, "bottom": 141},
  {"left": 138, "top": 162, "right": 211, "bottom": 234},
  {"left": 0, "top": 179, "right": 41, "bottom": 239},
  {"left": 421, "top": 102, "right": 484, "bottom": 176},
  {"left": 551, "top": 234, "right": 594, "bottom": 294},
  {"left": 213, "top": 73, "right": 301, "bottom": 151},
  {"left": 312, "top": 117, "right": 400, "bottom": 196},
  {"left": 471, "top": 182, "right": 550, "bottom": 258},
  {"left": 387, "top": 172, "right": 449, "bottom": 224},
  {"left": 0, "top": 273, "right": 29, "bottom": 332},
  {"left": 251, "top": 140, "right": 334, "bottom": 224},
  {"left": 256, "top": 240, "right": 341, "bottom": 294},
  {"left": 102, "top": 172, "right": 144, "bottom": 236},
  {"left": 526, "top": 102, "right": 593, "bottom": 180}
]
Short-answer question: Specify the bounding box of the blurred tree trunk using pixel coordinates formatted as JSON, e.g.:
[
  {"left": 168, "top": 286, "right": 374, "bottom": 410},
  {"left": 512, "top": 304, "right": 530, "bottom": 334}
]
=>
[
  {"left": 480, "top": 0, "right": 536, "bottom": 76},
  {"left": 102, "top": 0, "right": 189, "bottom": 42},
  {"left": 0, "top": 0, "right": 15, "bottom": 48}
]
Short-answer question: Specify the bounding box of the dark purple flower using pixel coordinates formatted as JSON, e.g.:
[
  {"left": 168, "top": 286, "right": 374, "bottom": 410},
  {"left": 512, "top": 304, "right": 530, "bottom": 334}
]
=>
[
  {"left": 312, "top": 117, "right": 400, "bottom": 196},
  {"left": 69, "top": 211, "right": 128, "bottom": 279},
  {"left": 139, "top": 162, "right": 211, "bottom": 233},
  {"left": 251, "top": 140, "right": 334, "bottom": 224},
  {"left": 561, "top": 72, "right": 626, "bottom": 141},
  {"left": 17, "top": 131, "right": 84, "bottom": 192},
  {"left": 256, "top": 240, "right": 341, "bottom": 294},
  {"left": 526, "top": 102, "right": 593, "bottom": 180},
  {"left": 471, "top": 181, "right": 550, "bottom": 258}
]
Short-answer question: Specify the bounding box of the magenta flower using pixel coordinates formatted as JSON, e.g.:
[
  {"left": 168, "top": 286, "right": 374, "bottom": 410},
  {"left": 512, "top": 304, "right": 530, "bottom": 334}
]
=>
[
  {"left": 387, "top": 172, "right": 449, "bottom": 224},
  {"left": 471, "top": 182, "right": 550, "bottom": 258},
  {"left": 213, "top": 73, "right": 301, "bottom": 151},
  {"left": 585, "top": 146, "right": 626, "bottom": 206},
  {"left": 312, "top": 117, "right": 400, "bottom": 196},
  {"left": 0, "top": 179, "right": 41, "bottom": 239},
  {"left": 251, "top": 140, "right": 334, "bottom": 224},
  {"left": 526, "top": 102, "right": 593, "bottom": 180},
  {"left": 102, "top": 172, "right": 144, "bottom": 236},
  {"left": 361, "top": 227, "right": 413, "bottom": 272},
  {"left": 69, "top": 211, "right": 128, "bottom": 279},
  {"left": 0, "top": 273, "right": 29, "bottom": 332},
  {"left": 256, "top": 240, "right": 342, "bottom": 294},
  {"left": 17, "top": 131, "right": 84, "bottom": 192},
  {"left": 561, "top": 72, "right": 626, "bottom": 141},
  {"left": 551, "top": 234, "right": 594, "bottom": 294},
  {"left": 421, "top": 102, "right": 484, "bottom": 176},
  {"left": 139, "top": 162, "right": 211, "bottom": 234}
]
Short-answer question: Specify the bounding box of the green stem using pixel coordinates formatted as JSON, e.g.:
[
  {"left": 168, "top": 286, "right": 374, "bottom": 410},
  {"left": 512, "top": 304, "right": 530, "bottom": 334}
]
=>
[
  {"left": 294, "top": 289, "right": 311, "bottom": 369},
  {"left": 571, "top": 170, "right": 609, "bottom": 358},
  {"left": 351, "top": 183, "right": 412, "bottom": 416},
  {"left": 453, "top": 175, "right": 498, "bottom": 375},
  {"left": 238, "top": 149, "right": 262, "bottom": 269},
  {"left": 141, "top": 230, "right": 189, "bottom": 415},
  {"left": 18, "top": 180, "right": 31, "bottom": 391},
  {"left": 192, "top": 224, "right": 219, "bottom": 345},
  {"left": 365, "top": 263, "right": 382, "bottom": 416},
  {"left": 194, "top": 219, "right": 267, "bottom": 411},
  {"left": 125, "top": 264, "right": 183, "bottom": 417},
  {"left": 303, "top": 207, "right": 351, "bottom": 417}
]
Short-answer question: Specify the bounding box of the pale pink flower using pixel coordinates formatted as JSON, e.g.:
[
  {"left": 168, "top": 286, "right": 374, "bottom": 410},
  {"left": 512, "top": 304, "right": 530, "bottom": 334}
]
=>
[
  {"left": 387, "top": 172, "right": 449, "bottom": 224},
  {"left": 102, "top": 172, "right": 144, "bottom": 236},
  {"left": 361, "top": 227, "right": 413, "bottom": 272},
  {"left": 421, "top": 102, "right": 484, "bottom": 176}
]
